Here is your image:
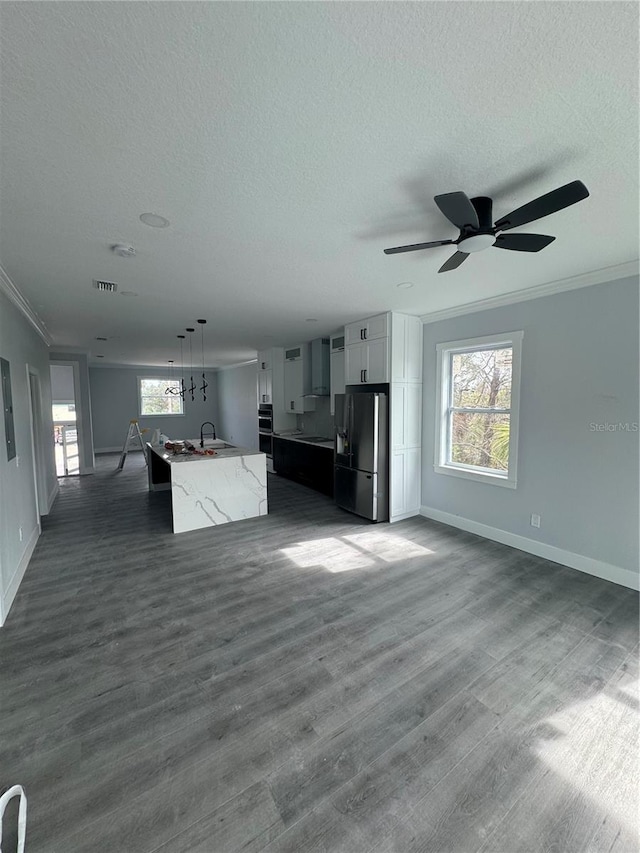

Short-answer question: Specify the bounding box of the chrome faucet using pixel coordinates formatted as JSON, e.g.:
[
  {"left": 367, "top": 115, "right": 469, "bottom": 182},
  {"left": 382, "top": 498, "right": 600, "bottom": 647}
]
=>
[{"left": 200, "top": 422, "right": 216, "bottom": 447}]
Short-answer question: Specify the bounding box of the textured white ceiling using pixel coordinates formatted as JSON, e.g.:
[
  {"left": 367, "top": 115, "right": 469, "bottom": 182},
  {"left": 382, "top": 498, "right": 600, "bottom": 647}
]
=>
[{"left": 1, "top": 1, "right": 638, "bottom": 366}]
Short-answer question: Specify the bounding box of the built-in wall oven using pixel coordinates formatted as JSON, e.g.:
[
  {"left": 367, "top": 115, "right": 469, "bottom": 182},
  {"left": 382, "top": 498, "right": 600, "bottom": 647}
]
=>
[{"left": 258, "top": 404, "right": 274, "bottom": 467}]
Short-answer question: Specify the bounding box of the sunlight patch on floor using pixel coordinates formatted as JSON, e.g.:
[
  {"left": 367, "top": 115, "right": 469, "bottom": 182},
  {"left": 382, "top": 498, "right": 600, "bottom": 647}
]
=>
[
  {"left": 343, "top": 531, "right": 434, "bottom": 563},
  {"left": 534, "top": 679, "right": 640, "bottom": 835},
  {"left": 281, "top": 531, "right": 434, "bottom": 573},
  {"left": 281, "top": 538, "right": 375, "bottom": 572}
]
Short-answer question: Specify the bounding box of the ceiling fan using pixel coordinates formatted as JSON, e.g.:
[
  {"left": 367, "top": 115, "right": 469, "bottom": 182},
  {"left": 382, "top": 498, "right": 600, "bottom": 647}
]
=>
[{"left": 384, "top": 180, "right": 589, "bottom": 273}]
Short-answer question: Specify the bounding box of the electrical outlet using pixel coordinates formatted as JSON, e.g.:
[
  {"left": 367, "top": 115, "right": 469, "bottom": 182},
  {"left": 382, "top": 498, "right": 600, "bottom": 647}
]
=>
[
  {"left": 19, "top": 526, "right": 23, "bottom": 542},
  {"left": 530, "top": 513, "right": 541, "bottom": 529},
  {"left": 16, "top": 455, "right": 20, "bottom": 468}
]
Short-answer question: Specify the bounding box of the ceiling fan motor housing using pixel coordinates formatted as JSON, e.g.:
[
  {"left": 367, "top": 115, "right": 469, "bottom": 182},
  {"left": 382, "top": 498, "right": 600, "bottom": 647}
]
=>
[{"left": 456, "top": 196, "right": 496, "bottom": 252}]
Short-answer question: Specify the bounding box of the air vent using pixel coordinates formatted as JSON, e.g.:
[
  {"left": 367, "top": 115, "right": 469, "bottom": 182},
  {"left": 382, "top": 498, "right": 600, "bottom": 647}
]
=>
[{"left": 93, "top": 279, "right": 118, "bottom": 293}]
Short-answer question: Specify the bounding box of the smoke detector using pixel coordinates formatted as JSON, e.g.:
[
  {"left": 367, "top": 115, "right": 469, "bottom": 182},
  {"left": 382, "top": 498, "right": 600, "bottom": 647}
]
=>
[
  {"left": 111, "top": 244, "right": 136, "bottom": 258},
  {"left": 93, "top": 279, "right": 118, "bottom": 293}
]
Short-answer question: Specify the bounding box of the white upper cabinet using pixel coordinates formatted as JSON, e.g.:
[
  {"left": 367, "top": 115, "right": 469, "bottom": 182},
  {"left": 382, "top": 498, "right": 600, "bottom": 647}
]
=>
[
  {"left": 330, "top": 350, "right": 345, "bottom": 415},
  {"left": 344, "top": 338, "right": 389, "bottom": 385},
  {"left": 257, "top": 350, "right": 271, "bottom": 371},
  {"left": 257, "top": 369, "right": 272, "bottom": 404},
  {"left": 330, "top": 332, "right": 345, "bottom": 352},
  {"left": 283, "top": 344, "right": 315, "bottom": 413},
  {"left": 344, "top": 313, "right": 389, "bottom": 346}
]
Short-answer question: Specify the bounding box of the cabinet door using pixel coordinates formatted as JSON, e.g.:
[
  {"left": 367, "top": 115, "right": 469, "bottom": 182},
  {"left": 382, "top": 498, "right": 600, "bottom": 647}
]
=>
[
  {"left": 391, "top": 383, "right": 421, "bottom": 449},
  {"left": 258, "top": 370, "right": 273, "bottom": 404},
  {"left": 283, "top": 358, "right": 303, "bottom": 412},
  {"left": 345, "top": 321, "right": 366, "bottom": 347},
  {"left": 364, "top": 338, "right": 389, "bottom": 383},
  {"left": 257, "top": 349, "right": 271, "bottom": 371},
  {"left": 390, "top": 447, "right": 420, "bottom": 520},
  {"left": 330, "top": 350, "right": 345, "bottom": 415},
  {"left": 345, "top": 342, "right": 366, "bottom": 384},
  {"left": 364, "top": 313, "right": 389, "bottom": 341}
]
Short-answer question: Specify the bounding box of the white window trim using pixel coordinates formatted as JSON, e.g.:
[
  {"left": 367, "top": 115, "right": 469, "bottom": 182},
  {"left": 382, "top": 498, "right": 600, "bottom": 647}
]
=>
[
  {"left": 138, "top": 376, "right": 185, "bottom": 417},
  {"left": 433, "top": 331, "right": 523, "bottom": 489}
]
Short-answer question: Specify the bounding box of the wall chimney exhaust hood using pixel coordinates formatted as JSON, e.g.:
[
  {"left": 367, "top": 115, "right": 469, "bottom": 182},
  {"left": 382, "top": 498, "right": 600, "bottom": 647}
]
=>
[{"left": 303, "top": 338, "right": 330, "bottom": 397}]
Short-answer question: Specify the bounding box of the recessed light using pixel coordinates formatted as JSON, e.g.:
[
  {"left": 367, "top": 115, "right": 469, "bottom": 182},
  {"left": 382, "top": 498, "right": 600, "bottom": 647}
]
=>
[
  {"left": 139, "top": 213, "right": 170, "bottom": 228},
  {"left": 96, "top": 355, "right": 104, "bottom": 358},
  {"left": 305, "top": 318, "right": 318, "bottom": 322},
  {"left": 96, "top": 337, "right": 108, "bottom": 341},
  {"left": 396, "top": 282, "right": 414, "bottom": 289}
]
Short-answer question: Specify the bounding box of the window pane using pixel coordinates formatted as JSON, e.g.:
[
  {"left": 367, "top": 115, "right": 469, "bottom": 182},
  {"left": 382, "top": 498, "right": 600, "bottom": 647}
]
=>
[
  {"left": 139, "top": 379, "right": 183, "bottom": 415},
  {"left": 449, "top": 412, "right": 510, "bottom": 472},
  {"left": 451, "top": 347, "right": 512, "bottom": 408}
]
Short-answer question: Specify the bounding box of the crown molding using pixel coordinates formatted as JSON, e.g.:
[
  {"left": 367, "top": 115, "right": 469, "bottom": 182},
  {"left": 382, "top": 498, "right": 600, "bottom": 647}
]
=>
[
  {"left": 88, "top": 361, "right": 221, "bottom": 371},
  {"left": 0, "top": 263, "right": 53, "bottom": 346},
  {"left": 420, "top": 260, "right": 639, "bottom": 325},
  {"left": 216, "top": 359, "right": 258, "bottom": 371}
]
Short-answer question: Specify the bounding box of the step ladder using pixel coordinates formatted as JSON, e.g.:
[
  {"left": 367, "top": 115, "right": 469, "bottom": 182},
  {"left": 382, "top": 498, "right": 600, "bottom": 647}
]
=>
[{"left": 117, "top": 420, "right": 148, "bottom": 470}]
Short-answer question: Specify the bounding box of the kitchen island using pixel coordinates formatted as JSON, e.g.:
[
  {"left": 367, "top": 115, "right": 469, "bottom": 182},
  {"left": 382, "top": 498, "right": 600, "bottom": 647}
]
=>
[{"left": 147, "top": 440, "right": 267, "bottom": 533}]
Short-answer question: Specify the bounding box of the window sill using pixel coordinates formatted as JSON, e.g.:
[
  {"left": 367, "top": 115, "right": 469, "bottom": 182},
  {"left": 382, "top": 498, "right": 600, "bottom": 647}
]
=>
[
  {"left": 139, "top": 413, "right": 185, "bottom": 418},
  {"left": 433, "top": 463, "right": 517, "bottom": 489}
]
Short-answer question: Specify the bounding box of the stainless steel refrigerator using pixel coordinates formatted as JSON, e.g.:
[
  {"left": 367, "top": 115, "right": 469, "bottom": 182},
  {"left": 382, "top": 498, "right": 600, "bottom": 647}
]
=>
[{"left": 334, "top": 392, "right": 388, "bottom": 522}]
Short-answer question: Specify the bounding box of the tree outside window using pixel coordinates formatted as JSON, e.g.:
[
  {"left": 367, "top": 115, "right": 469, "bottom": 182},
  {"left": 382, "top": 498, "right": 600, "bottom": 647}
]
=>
[
  {"left": 139, "top": 378, "right": 184, "bottom": 416},
  {"left": 435, "top": 332, "right": 522, "bottom": 488}
]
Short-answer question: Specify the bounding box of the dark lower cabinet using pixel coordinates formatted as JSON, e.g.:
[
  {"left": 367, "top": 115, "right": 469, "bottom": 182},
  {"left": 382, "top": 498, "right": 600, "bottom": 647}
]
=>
[{"left": 273, "top": 438, "right": 334, "bottom": 497}]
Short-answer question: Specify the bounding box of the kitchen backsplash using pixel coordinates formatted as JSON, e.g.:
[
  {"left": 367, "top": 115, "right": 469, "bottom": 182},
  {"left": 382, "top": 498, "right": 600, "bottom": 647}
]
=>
[{"left": 296, "top": 396, "right": 334, "bottom": 438}]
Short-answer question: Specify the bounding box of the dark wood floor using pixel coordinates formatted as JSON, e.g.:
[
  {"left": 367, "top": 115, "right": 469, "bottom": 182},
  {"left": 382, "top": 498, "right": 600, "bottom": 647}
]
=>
[{"left": 1, "top": 454, "right": 638, "bottom": 853}]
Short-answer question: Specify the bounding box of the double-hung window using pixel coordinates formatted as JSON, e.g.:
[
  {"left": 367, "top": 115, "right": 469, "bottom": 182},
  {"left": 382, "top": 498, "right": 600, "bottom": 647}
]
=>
[
  {"left": 138, "top": 377, "right": 184, "bottom": 416},
  {"left": 434, "top": 331, "right": 523, "bottom": 488}
]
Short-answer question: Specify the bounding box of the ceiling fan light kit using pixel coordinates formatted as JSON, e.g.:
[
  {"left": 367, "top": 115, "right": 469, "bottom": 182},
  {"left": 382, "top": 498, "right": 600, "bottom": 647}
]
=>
[{"left": 384, "top": 180, "right": 589, "bottom": 273}]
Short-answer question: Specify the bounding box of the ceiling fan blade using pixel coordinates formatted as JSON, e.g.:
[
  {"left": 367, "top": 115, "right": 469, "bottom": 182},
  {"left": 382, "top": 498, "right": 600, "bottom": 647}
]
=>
[
  {"left": 493, "top": 233, "right": 556, "bottom": 252},
  {"left": 434, "top": 192, "right": 480, "bottom": 230},
  {"left": 494, "top": 180, "right": 589, "bottom": 231},
  {"left": 438, "top": 251, "right": 469, "bottom": 273},
  {"left": 383, "top": 239, "right": 454, "bottom": 255}
]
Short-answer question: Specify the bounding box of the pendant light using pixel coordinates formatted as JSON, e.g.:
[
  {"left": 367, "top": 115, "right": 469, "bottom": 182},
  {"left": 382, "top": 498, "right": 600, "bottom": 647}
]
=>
[
  {"left": 177, "top": 335, "right": 186, "bottom": 399},
  {"left": 165, "top": 360, "right": 179, "bottom": 395},
  {"left": 186, "top": 328, "right": 196, "bottom": 401},
  {"left": 197, "top": 319, "right": 208, "bottom": 402}
]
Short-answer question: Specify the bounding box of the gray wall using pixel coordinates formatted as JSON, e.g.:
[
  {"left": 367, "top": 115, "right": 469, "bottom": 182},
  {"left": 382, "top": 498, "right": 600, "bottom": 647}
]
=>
[
  {"left": 0, "top": 289, "right": 57, "bottom": 625},
  {"left": 50, "top": 352, "right": 95, "bottom": 472},
  {"left": 216, "top": 362, "right": 258, "bottom": 450},
  {"left": 89, "top": 365, "right": 220, "bottom": 451},
  {"left": 50, "top": 364, "right": 75, "bottom": 401},
  {"left": 421, "top": 276, "right": 639, "bottom": 580},
  {"left": 296, "top": 395, "right": 333, "bottom": 438}
]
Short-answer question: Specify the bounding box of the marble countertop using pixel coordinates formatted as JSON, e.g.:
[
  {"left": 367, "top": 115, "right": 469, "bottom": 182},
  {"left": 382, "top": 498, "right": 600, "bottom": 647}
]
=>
[{"left": 148, "top": 441, "right": 263, "bottom": 465}]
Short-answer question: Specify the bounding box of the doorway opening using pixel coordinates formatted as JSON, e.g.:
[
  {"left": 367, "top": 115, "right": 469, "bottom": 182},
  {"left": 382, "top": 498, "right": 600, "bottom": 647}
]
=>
[
  {"left": 50, "top": 364, "right": 79, "bottom": 476},
  {"left": 26, "top": 366, "right": 50, "bottom": 527}
]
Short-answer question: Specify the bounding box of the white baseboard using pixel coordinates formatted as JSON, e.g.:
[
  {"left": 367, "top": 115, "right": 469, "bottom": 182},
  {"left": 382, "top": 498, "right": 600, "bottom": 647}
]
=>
[
  {"left": 45, "top": 480, "right": 59, "bottom": 514},
  {"left": 419, "top": 505, "right": 639, "bottom": 591},
  {"left": 0, "top": 525, "right": 39, "bottom": 627}
]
